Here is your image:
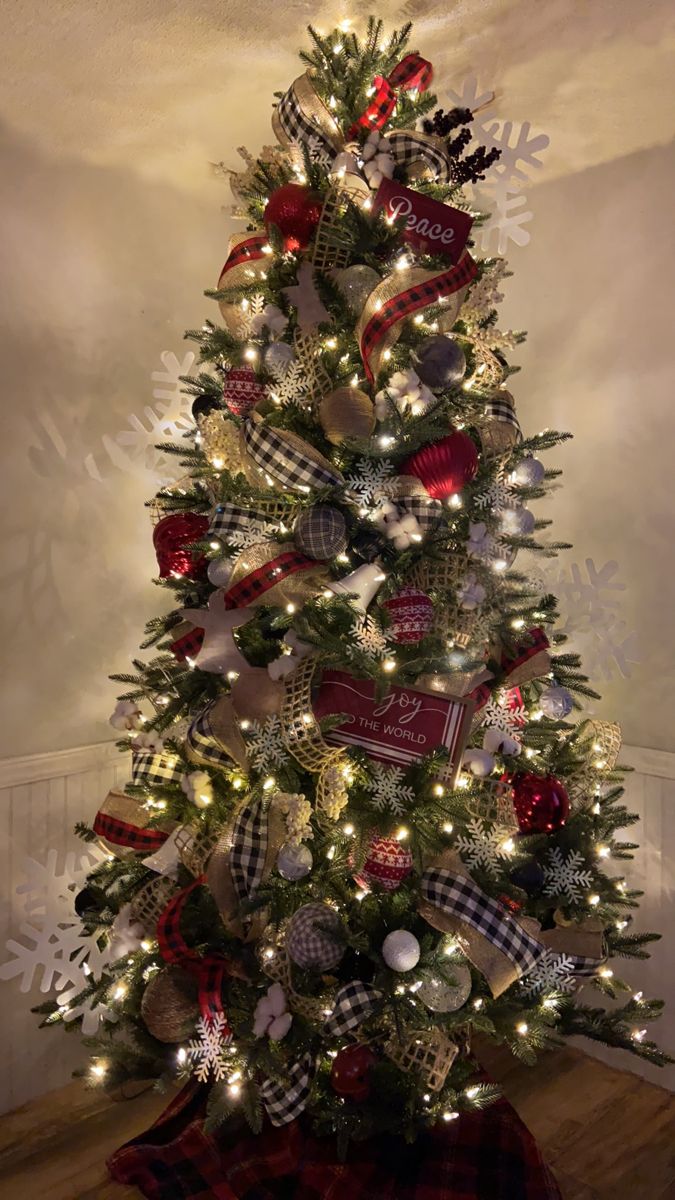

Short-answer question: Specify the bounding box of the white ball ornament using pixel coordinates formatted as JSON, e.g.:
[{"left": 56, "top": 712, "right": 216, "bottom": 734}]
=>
[
  {"left": 418, "top": 964, "right": 472, "bottom": 1013},
  {"left": 539, "top": 685, "right": 574, "bottom": 719},
  {"left": 382, "top": 930, "right": 421, "bottom": 972},
  {"left": 276, "top": 842, "right": 313, "bottom": 881},
  {"left": 264, "top": 341, "right": 295, "bottom": 373},
  {"left": 512, "top": 457, "right": 546, "bottom": 486}
]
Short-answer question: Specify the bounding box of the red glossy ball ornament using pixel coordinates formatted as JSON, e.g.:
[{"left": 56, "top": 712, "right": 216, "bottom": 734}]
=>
[
  {"left": 330, "top": 1044, "right": 377, "bottom": 1101},
  {"left": 510, "top": 772, "right": 570, "bottom": 834},
  {"left": 354, "top": 835, "right": 413, "bottom": 892},
  {"left": 264, "top": 183, "right": 323, "bottom": 252},
  {"left": 401, "top": 430, "right": 478, "bottom": 499},
  {"left": 152, "top": 513, "right": 209, "bottom": 579},
  {"left": 223, "top": 366, "right": 267, "bottom": 419},
  {"left": 383, "top": 587, "right": 434, "bottom": 644}
]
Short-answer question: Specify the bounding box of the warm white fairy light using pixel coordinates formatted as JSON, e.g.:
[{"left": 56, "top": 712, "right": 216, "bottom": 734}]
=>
[
  {"left": 588, "top": 893, "right": 601, "bottom": 906},
  {"left": 396, "top": 826, "right": 409, "bottom": 841},
  {"left": 382, "top": 657, "right": 396, "bottom": 672},
  {"left": 343, "top": 823, "right": 355, "bottom": 836},
  {"left": 596, "top": 844, "right": 611, "bottom": 858},
  {"left": 501, "top": 837, "right": 515, "bottom": 855},
  {"left": 433, "top": 784, "right": 445, "bottom": 797},
  {"left": 244, "top": 346, "right": 257, "bottom": 362},
  {"left": 516, "top": 1022, "right": 529, "bottom": 1036},
  {"left": 263, "top": 776, "right": 275, "bottom": 791},
  {"left": 632, "top": 1028, "right": 647, "bottom": 1043},
  {"left": 140, "top": 939, "right": 153, "bottom": 953},
  {"left": 177, "top": 1047, "right": 187, "bottom": 1065},
  {"left": 442, "top": 1110, "right": 459, "bottom": 1122},
  {"left": 442, "top": 821, "right": 453, "bottom": 834},
  {"left": 511, "top": 617, "right": 525, "bottom": 630},
  {"left": 113, "top": 984, "right": 127, "bottom": 1001},
  {"left": 633, "top": 991, "right": 643, "bottom": 1003},
  {"left": 447, "top": 493, "right": 463, "bottom": 510},
  {"left": 326, "top": 845, "right": 336, "bottom": 860},
  {"left": 211, "top": 456, "right": 224, "bottom": 470},
  {"left": 264, "top": 947, "right": 275, "bottom": 960},
  {"left": 209, "top": 540, "right": 221, "bottom": 551},
  {"left": 90, "top": 1060, "right": 108, "bottom": 1079},
  {"left": 599, "top": 967, "right": 613, "bottom": 979},
  {"left": 286, "top": 602, "right": 296, "bottom": 614},
  {"left": 473, "top": 997, "right": 483, "bottom": 1010},
  {"left": 465, "top": 1085, "right": 480, "bottom": 1099}
]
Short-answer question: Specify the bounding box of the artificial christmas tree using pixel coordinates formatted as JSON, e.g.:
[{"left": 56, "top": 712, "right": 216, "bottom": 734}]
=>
[{"left": 5, "top": 16, "right": 671, "bottom": 1198}]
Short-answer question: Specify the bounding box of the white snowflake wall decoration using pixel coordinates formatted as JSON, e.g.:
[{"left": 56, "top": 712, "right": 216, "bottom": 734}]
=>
[
  {"left": 104, "top": 350, "right": 197, "bottom": 481},
  {"left": 547, "top": 558, "right": 640, "bottom": 681},
  {"left": 445, "top": 76, "right": 550, "bottom": 254}
]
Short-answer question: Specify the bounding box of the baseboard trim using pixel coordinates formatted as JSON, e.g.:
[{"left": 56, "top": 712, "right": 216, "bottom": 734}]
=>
[
  {"left": 0, "top": 739, "right": 673, "bottom": 790},
  {"left": 0, "top": 741, "right": 123, "bottom": 789}
]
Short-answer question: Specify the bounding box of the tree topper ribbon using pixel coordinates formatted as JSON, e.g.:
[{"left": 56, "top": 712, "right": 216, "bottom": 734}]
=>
[{"left": 348, "top": 53, "right": 433, "bottom": 138}]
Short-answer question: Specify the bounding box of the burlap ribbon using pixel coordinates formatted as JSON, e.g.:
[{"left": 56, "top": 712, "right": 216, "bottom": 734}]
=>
[
  {"left": 93, "top": 790, "right": 173, "bottom": 859},
  {"left": 356, "top": 253, "right": 478, "bottom": 383},
  {"left": 241, "top": 412, "right": 344, "bottom": 493},
  {"left": 216, "top": 232, "right": 269, "bottom": 332},
  {"left": 223, "top": 540, "right": 327, "bottom": 610}
]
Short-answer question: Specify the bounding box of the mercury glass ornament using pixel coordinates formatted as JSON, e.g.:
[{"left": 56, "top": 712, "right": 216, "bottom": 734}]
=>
[
  {"left": 512, "top": 456, "right": 546, "bottom": 486},
  {"left": 207, "top": 557, "right": 234, "bottom": 588},
  {"left": 413, "top": 335, "right": 466, "bottom": 390},
  {"left": 334, "top": 264, "right": 381, "bottom": 315},
  {"left": 276, "top": 842, "right": 313, "bottom": 881},
  {"left": 264, "top": 341, "right": 295, "bottom": 373},
  {"left": 539, "top": 685, "right": 574, "bottom": 719},
  {"left": 418, "top": 964, "right": 472, "bottom": 1012}
]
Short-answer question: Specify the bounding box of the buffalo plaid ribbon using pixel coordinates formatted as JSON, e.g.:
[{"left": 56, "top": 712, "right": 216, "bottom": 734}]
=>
[
  {"left": 421, "top": 868, "right": 545, "bottom": 979},
  {"left": 209, "top": 503, "right": 271, "bottom": 543},
  {"left": 157, "top": 877, "right": 231, "bottom": 1024},
  {"left": 486, "top": 392, "right": 521, "bottom": 433},
  {"left": 349, "top": 53, "right": 433, "bottom": 137},
  {"left": 274, "top": 79, "right": 340, "bottom": 163},
  {"left": 218, "top": 234, "right": 268, "bottom": 285},
  {"left": 386, "top": 129, "right": 451, "bottom": 182},
  {"left": 324, "top": 980, "right": 382, "bottom": 1038},
  {"left": 131, "top": 749, "right": 183, "bottom": 788},
  {"left": 229, "top": 801, "right": 267, "bottom": 906},
  {"left": 242, "top": 415, "right": 343, "bottom": 492},
  {"left": 93, "top": 811, "right": 168, "bottom": 854},
  {"left": 502, "top": 627, "right": 550, "bottom": 677},
  {"left": 187, "top": 702, "right": 236, "bottom": 770},
  {"left": 359, "top": 253, "right": 478, "bottom": 383},
  {"left": 260, "top": 1052, "right": 316, "bottom": 1128},
  {"left": 223, "top": 549, "right": 319, "bottom": 609},
  {"left": 107, "top": 1077, "right": 563, "bottom": 1199},
  {"left": 171, "top": 626, "right": 205, "bottom": 662}
]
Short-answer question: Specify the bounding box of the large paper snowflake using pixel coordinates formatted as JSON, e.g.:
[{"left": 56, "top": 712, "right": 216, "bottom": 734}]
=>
[
  {"left": 445, "top": 77, "right": 549, "bottom": 254},
  {"left": 186, "top": 1013, "right": 230, "bottom": 1081},
  {"left": 104, "top": 350, "right": 196, "bottom": 480},
  {"left": 345, "top": 458, "right": 394, "bottom": 504},
  {"left": 246, "top": 715, "right": 289, "bottom": 773},
  {"left": 542, "top": 847, "right": 593, "bottom": 904},
  {"left": 548, "top": 558, "right": 639, "bottom": 681},
  {"left": 365, "top": 763, "right": 415, "bottom": 817},
  {"left": 0, "top": 847, "right": 117, "bottom": 1033},
  {"left": 521, "top": 949, "right": 577, "bottom": 999},
  {"left": 454, "top": 818, "right": 513, "bottom": 876}
]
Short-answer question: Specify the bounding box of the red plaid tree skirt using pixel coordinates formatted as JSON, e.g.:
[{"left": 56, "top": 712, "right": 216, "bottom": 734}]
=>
[{"left": 107, "top": 1082, "right": 562, "bottom": 1200}]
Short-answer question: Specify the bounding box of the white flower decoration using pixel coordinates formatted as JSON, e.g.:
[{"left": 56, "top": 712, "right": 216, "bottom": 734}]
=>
[{"left": 181, "top": 770, "right": 214, "bottom": 809}]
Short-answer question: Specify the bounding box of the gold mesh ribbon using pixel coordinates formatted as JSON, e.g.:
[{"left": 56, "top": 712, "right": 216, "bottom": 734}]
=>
[
  {"left": 175, "top": 822, "right": 225, "bottom": 876},
  {"left": 257, "top": 934, "right": 332, "bottom": 1025},
  {"left": 408, "top": 553, "right": 490, "bottom": 649},
  {"left": 568, "top": 720, "right": 622, "bottom": 810},
  {"left": 280, "top": 658, "right": 347, "bottom": 812},
  {"left": 384, "top": 1026, "right": 458, "bottom": 1092},
  {"left": 130, "top": 875, "right": 179, "bottom": 932},
  {"left": 225, "top": 540, "right": 328, "bottom": 609},
  {"left": 461, "top": 335, "right": 507, "bottom": 391},
  {"left": 312, "top": 184, "right": 369, "bottom": 274},
  {"left": 293, "top": 328, "right": 334, "bottom": 403}
]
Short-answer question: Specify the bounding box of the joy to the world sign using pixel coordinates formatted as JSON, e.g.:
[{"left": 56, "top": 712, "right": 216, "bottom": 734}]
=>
[
  {"left": 374, "top": 177, "right": 473, "bottom": 262},
  {"left": 313, "top": 669, "right": 474, "bottom": 781}
]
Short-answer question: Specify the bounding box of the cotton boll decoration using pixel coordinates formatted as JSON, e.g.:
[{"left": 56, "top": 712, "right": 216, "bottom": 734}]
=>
[
  {"left": 253, "top": 983, "right": 293, "bottom": 1041},
  {"left": 361, "top": 130, "right": 395, "bottom": 189},
  {"left": 462, "top": 748, "right": 496, "bottom": 777},
  {"left": 511, "top": 456, "right": 546, "bottom": 486},
  {"left": 181, "top": 771, "right": 214, "bottom": 810},
  {"left": 374, "top": 367, "right": 436, "bottom": 421},
  {"left": 413, "top": 335, "right": 466, "bottom": 390},
  {"left": 109, "top": 700, "right": 144, "bottom": 732},
  {"left": 382, "top": 930, "right": 421, "bottom": 972},
  {"left": 483, "top": 728, "right": 522, "bottom": 756},
  {"left": 374, "top": 498, "right": 422, "bottom": 550}
]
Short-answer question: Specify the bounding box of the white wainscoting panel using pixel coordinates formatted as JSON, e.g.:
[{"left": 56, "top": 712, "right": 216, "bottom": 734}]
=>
[{"left": 0, "top": 741, "right": 673, "bottom": 1117}]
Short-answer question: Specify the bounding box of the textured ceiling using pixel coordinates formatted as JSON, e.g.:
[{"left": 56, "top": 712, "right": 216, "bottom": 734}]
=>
[{"left": 1, "top": 0, "right": 674, "bottom": 757}]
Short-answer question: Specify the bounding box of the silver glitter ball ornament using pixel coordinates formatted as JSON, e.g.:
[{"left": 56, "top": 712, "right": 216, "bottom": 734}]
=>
[
  {"left": 512, "top": 456, "right": 546, "bottom": 486},
  {"left": 207, "top": 557, "right": 233, "bottom": 588},
  {"left": 418, "top": 964, "right": 472, "bottom": 1012},
  {"left": 276, "top": 842, "right": 313, "bottom": 881},
  {"left": 334, "top": 264, "right": 381, "bottom": 315}
]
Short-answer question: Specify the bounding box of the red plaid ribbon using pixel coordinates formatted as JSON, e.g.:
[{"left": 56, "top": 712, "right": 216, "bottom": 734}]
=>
[
  {"left": 223, "top": 549, "right": 321, "bottom": 609},
  {"left": 157, "top": 878, "right": 230, "bottom": 1025},
  {"left": 93, "top": 812, "right": 169, "bottom": 853},
  {"left": 107, "top": 1078, "right": 562, "bottom": 1200},
  {"left": 349, "top": 53, "right": 433, "bottom": 137},
  {"left": 171, "top": 626, "right": 205, "bottom": 662},
  {"left": 359, "top": 252, "right": 478, "bottom": 383},
  {"left": 218, "top": 234, "right": 268, "bottom": 286}
]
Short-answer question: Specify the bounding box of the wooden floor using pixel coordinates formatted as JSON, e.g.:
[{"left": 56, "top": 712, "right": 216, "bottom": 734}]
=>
[{"left": 0, "top": 1045, "right": 674, "bottom": 1199}]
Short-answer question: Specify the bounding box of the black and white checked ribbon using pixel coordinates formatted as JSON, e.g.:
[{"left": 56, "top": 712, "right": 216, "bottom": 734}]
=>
[
  {"left": 186, "top": 702, "right": 234, "bottom": 771},
  {"left": 386, "top": 130, "right": 451, "bottom": 183},
  {"left": 421, "top": 867, "right": 544, "bottom": 978},
  {"left": 243, "top": 416, "right": 342, "bottom": 493},
  {"left": 260, "top": 1051, "right": 315, "bottom": 1127},
  {"left": 324, "top": 980, "right": 382, "bottom": 1037},
  {"left": 229, "top": 801, "right": 268, "bottom": 905},
  {"left": 273, "top": 74, "right": 340, "bottom": 165},
  {"left": 131, "top": 749, "right": 183, "bottom": 788},
  {"left": 208, "top": 503, "right": 271, "bottom": 543},
  {"left": 485, "top": 394, "right": 521, "bottom": 434}
]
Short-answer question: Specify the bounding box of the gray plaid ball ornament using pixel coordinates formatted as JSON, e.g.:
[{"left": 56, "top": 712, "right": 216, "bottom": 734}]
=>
[
  {"left": 294, "top": 506, "right": 348, "bottom": 560},
  {"left": 286, "top": 902, "right": 344, "bottom": 971}
]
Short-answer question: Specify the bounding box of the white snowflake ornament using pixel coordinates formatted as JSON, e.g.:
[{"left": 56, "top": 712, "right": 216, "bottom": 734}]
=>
[
  {"left": 246, "top": 715, "right": 288, "bottom": 774},
  {"left": 542, "top": 848, "right": 593, "bottom": 903},
  {"left": 521, "top": 949, "right": 576, "bottom": 999},
  {"left": 349, "top": 615, "right": 390, "bottom": 661},
  {"left": 186, "top": 1012, "right": 230, "bottom": 1081},
  {"left": 365, "top": 763, "right": 415, "bottom": 817},
  {"left": 345, "top": 458, "right": 395, "bottom": 504},
  {"left": 454, "top": 818, "right": 514, "bottom": 876}
]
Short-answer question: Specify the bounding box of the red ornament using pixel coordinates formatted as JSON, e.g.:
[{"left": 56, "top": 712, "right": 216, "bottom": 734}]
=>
[
  {"left": 510, "top": 773, "right": 570, "bottom": 834},
  {"left": 401, "top": 430, "right": 478, "bottom": 498},
  {"left": 223, "top": 366, "right": 267, "bottom": 419},
  {"left": 383, "top": 587, "right": 434, "bottom": 644},
  {"left": 152, "top": 513, "right": 209, "bottom": 579},
  {"left": 264, "top": 183, "right": 323, "bottom": 252},
  {"left": 330, "top": 1044, "right": 377, "bottom": 1101},
  {"left": 354, "top": 835, "right": 413, "bottom": 892}
]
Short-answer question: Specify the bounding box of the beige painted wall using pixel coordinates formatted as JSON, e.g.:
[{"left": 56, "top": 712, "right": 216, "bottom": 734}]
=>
[{"left": 0, "top": 0, "right": 674, "bottom": 757}]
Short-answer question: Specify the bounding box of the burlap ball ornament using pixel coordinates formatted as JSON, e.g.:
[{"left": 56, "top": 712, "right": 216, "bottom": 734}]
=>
[
  {"left": 294, "top": 505, "right": 348, "bottom": 560},
  {"left": 286, "top": 902, "right": 344, "bottom": 971},
  {"left": 319, "top": 387, "right": 375, "bottom": 445},
  {"left": 140, "top": 966, "right": 199, "bottom": 1042},
  {"left": 230, "top": 667, "right": 285, "bottom": 722}
]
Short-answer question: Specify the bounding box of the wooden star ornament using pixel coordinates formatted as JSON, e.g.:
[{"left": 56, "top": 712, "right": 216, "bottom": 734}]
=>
[
  {"left": 282, "top": 262, "right": 331, "bottom": 331},
  {"left": 180, "top": 590, "right": 255, "bottom": 676}
]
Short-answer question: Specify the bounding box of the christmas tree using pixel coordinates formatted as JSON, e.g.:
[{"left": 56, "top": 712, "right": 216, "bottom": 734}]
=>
[{"left": 29, "top": 16, "right": 671, "bottom": 1157}]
